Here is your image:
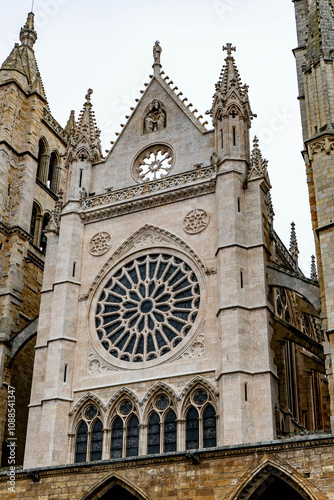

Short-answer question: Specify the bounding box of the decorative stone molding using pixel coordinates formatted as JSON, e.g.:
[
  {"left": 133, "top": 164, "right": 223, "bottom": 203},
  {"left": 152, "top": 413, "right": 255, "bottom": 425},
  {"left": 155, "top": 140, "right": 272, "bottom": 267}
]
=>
[
  {"left": 69, "top": 392, "right": 106, "bottom": 416},
  {"left": 89, "top": 232, "right": 111, "bottom": 256},
  {"left": 106, "top": 388, "right": 141, "bottom": 409},
  {"left": 179, "top": 375, "right": 219, "bottom": 400},
  {"left": 307, "top": 136, "right": 334, "bottom": 160},
  {"left": 87, "top": 353, "right": 115, "bottom": 374},
  {"left": 141, "top": 382, "right": 179, "bottom": 405},
  {"left": 86, "top": 224, "right": 208, "bottom": 298},
  {"left": 181, "top": 334, "right": 205, "bottom": 359},
  {"left": 183, "top": 209, "right": 209, "bottom": 234},
  {"left": 79, "top": 165, "right": 216, "bottom": 223}
]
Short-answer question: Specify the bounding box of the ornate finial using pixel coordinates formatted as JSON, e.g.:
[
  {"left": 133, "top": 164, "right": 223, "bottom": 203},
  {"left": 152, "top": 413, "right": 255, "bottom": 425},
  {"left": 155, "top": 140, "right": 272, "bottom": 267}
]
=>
[
  {"left": 223, "top": 43, "right": 236, "bottom": 57},
  {"left": 310, "top": 255, "right": 318, "bottom": 281},
  {"left": 85, "top": 89, "right": 93, "bottom": 102},
  {"left": 289, "top": 222, "right": 299, "bottom": 265},
  {"left": 153, "top": 41, "right": 162, "bottom": 75},
  {"left": 20, "top": 12, "right": 37, "bottom": 48}
]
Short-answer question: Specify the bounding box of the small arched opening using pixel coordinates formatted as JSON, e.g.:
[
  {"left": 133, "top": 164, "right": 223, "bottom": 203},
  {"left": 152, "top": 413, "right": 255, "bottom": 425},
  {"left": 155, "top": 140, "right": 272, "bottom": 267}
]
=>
[{"left": 248, "top": 475, "right": 309, "bottom": 500}]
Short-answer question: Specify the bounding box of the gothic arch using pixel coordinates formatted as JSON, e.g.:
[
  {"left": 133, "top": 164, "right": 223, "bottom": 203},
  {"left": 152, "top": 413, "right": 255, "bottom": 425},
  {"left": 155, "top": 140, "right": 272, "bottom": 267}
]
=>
[
  {"left": 106, "top": 388, "right": 141, "bottom": 425},
  {"left": 69, "top": 392, "right": 106, "bottom": 417},
  {"left": 80, "top": 472, "right": 152, "bottom": 500},
  {"left": 141, "top": 382, "right": 179, "bottom": 422},
  {"left": 179, "top": 376, "right": 219, "bottom": 402},
  {"left": 87, "top": 224, "right": 208, "bottom": 298},
  {"left": 225, "top": 457, "right": 328, "bottom": 500}
]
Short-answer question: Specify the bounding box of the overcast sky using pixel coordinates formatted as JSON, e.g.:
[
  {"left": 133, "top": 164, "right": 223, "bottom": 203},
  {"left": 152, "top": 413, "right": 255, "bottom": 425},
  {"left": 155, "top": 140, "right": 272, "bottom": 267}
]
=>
[{"left": 0, "top": 0, "right": 316, "bottom": 276}]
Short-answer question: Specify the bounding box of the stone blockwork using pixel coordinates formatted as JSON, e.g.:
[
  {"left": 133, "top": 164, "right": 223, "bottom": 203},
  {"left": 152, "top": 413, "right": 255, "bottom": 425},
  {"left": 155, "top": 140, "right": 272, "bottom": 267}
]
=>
[{"left": 1, "top": 437, "right": 334, "bottom": 499}]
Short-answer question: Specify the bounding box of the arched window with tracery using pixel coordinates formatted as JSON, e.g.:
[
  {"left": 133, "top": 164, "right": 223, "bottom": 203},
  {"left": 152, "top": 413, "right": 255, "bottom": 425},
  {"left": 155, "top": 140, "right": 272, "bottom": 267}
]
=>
[
  {"left": 109, "top": 399, "right": 140, "bottom": 458},
  {"left": 126, "top": 414, "right": 139, "bottom": 457},
  {"left": 110, "top": 417, "right": 123, "bottom": 458},
  {"left": 91, "top": 419, "right": 103, "bottom": 461},
  {"left": 185, "top": 387, "right": 217, "bottom": 450},
  {"left": 75, "top": 421, "right": 88, "bottom": 463},
  {"left": 30, "top": 202, "right": 43, "bottom": 248},
  {"left": 74, "top": 404, "right": 102, "bottom": 463},
  {"left": 148, "top": 412, "right": 160, "bottom": 454},
  {"left": 146, "top": 393, "right": 177, "bottom": 455}
]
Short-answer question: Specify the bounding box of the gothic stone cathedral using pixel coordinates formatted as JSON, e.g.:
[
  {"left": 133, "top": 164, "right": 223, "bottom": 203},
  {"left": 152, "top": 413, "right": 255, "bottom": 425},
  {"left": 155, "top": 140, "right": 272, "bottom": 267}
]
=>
[{"left": 0, "top": 2, "right": 334, "bottom": 499}]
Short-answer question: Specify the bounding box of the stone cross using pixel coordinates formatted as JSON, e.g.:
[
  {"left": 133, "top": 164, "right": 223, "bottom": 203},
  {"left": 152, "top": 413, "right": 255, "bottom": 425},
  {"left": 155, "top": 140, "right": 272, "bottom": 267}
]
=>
[{"left": 223, "top": 43, "right": 236, "bottom": 57}]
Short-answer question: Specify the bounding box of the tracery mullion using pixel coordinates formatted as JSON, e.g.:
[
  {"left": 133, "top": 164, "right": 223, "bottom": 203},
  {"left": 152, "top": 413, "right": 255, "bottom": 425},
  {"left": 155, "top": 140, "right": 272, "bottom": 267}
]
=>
[
  {"left": 165, "top": 263, "right": 182, "bottom": 285},
  {"left": 102, "top": 317, "right": 122, "bottom": 330},
  {"left": 122, "top": 331, "right": 137, "bottom": 353},
  {"left": 124, "top": 268, "right": 137, "bottom": 288},
  {"left": 169, "top": 273, "right": 189, "bottom": 290},
  {"left": 155, "top": 326, "right": 173, "bottom": 348},
  {"left": 160, "top": 259, "right": 175, "bottom": 282}
]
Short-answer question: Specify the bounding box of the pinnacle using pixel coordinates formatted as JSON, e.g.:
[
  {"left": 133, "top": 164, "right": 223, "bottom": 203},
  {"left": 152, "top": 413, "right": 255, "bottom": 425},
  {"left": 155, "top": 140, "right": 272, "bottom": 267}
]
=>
[
  {"left": 20, "top": 12, "right": 37, "bottom": 49},
  {"left": 310, "top": 255, "right": 318, "bottom": 281},
  {"left": 289, "top": 222, "right": 299, "bottom": 259}
]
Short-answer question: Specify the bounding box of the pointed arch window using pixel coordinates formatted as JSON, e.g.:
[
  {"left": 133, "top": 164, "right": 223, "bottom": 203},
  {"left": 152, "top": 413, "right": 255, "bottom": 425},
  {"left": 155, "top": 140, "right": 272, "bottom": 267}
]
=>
[
  {"left": 164, "top": 409, "right": 177, "bottom": 452},
  {"left": 111, "top": 417, "right": 123, "bottom": 458},
  {"left": 75, "top": 421, "right": 88, "bottom": 463},
  {"left": 186, "top": 407, "right": 199, "bottom": 450},
  {"left": 36, "top": 139, "right": 49, "bottom": 184},
  {"left": 40, "top": 213, "right": 50, "bottom": 253},
  {"left": 91, "top": 419, "right": 103, "bottom": 461},
  {"left": 126, "top": 414, "right": 139, "bottom": 457},
  {"left": 203, "top": 405, "right": 217, "bottom": 448},
  {"left": 148, "top": 412, "right": 160, "bottom": 455}
]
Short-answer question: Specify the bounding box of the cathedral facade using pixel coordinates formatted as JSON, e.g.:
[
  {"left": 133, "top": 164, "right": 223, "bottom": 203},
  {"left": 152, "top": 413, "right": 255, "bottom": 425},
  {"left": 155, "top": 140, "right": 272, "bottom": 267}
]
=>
[{"left": 0, "top": 2, "right": 334, "bottom": 499}]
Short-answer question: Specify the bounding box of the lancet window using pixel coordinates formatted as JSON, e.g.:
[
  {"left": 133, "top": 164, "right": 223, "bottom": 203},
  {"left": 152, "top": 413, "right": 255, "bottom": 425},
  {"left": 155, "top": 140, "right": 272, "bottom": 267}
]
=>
[
  {"left": 147, "top": 393, "right": 177, "bottom": 455},
  {"left": 74, "top": 404, "right": 103, "bottom": 463},
  {"left": 110, "top": 399, "right": 140, "bottom": 458},
  {"left": 185, "top": 388, "right": 217, "bottom": 450}
]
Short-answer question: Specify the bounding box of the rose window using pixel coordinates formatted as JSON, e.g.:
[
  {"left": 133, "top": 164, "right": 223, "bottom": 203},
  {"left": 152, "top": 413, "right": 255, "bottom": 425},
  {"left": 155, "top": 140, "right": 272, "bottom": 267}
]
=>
[
  {"left": 95, "top": 254, "right": 200, "bottom": 363},
  {"left": 133, "top": 145, "right": 173, "bottom": 182}
]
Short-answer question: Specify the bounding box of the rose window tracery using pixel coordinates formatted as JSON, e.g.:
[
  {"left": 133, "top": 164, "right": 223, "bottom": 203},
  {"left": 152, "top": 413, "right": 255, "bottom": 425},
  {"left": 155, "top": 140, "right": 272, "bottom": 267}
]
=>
[
  {"left": 133, "top": 145, "right": 173, "bottom": 182},
  {"left": 95, "top": 253, "right": 200, "bottom": 363}
]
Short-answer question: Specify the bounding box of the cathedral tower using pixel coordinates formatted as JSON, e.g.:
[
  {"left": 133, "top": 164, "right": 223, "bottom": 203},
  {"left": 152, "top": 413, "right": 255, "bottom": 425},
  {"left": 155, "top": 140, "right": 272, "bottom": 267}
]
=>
[
  {"left": 293, "top": 0, "right": 334, "bottom": 430},
  {"left": 0, "top": 13, "right": 67, "bottom": 464}
]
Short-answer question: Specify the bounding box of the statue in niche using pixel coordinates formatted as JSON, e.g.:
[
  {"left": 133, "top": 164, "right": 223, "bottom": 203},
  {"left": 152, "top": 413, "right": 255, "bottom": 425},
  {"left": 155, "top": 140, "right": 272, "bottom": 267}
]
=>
[{"left": 144, "top": 100, "right": 166, "bottom": 133}]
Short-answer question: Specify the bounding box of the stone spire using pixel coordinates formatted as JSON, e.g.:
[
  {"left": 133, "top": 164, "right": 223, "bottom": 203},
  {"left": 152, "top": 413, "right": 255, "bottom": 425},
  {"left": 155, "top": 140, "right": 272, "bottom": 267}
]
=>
[
  {"left": 19, "top": 12, "right": 37, "bottom": 48},
  {"left": 289, "top": 222, "right": 299, "bottom": 264},
  {"left": 0, "top": 12, "right": 47, "bottom": 101},
  {"left": 209, "top": 43, "right": 254, "bottom": 121},
  {"left": 247, "top": 136, "right": 270, "bottom": 182},
  {"left": 208, "top": 43, "right": 255, "bottom": 164},
  {"left": 65, "top": 89, "right": 102, "bottom": 164},
  {"left": 153, "top": 41, "right": 162, "bottom": 76},
  {"left": 310, "top": 255, "right": 318, "bottom": 282}
]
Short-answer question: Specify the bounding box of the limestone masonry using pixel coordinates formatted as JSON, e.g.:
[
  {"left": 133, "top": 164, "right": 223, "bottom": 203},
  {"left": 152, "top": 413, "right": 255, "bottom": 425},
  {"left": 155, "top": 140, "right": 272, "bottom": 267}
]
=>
[{"left": 0, "top": 2, "right": 334, "bottom": 499}]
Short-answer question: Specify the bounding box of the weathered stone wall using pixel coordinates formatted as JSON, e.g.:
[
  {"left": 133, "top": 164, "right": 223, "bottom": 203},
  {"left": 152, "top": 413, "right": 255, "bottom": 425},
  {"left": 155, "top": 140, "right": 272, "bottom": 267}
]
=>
[{"left": 1, "top": 437, "right": 334, "bottom": 499}]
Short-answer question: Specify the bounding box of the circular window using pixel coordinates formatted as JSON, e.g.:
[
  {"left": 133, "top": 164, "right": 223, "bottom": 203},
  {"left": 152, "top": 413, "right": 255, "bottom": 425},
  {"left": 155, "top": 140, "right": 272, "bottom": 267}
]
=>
[
  {"left": 132, "top": 144, "right": 174, "bottom": 182},
  {"left": 95, "top": 253, "right": 200, "bottom": 363}
]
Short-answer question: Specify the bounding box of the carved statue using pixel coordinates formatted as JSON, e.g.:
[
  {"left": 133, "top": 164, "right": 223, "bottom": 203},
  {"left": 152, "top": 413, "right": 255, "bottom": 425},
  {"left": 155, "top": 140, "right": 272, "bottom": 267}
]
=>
[
  {"left": 144, "top": 100, "right": 166, "bottom": 133},
  {"left": 153, "top": 41, "right": 162, "bottom": 65}
]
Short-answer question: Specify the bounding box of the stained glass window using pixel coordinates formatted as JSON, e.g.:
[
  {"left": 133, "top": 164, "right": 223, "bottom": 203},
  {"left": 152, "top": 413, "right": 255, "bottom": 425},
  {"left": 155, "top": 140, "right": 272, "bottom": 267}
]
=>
[
  {"left": 186, "top": 407, "right": 199, "bottom": 450},
  {"left": 203, "top": 405, "right": 216, "bottom": 448},
  {"left": 111, "top": 417, "right": 123, "bottom": 458},
  {"left": 75, "top": 421, "right": 88, "bottom": 463},
  {"left": 148, "top": 412, "right": 160, "bottom": 455},
  {"left": 96, "top": 254, "right": 200, "bottom": 363},
  {"left": 126, "top": 415, "right": 139, "bottom": 457},
  {"left": 91, "top": 419, "right": 103, "bottom": 461},
  {"left": 164, "top": 410, "right": 177, "bottom": 453}
]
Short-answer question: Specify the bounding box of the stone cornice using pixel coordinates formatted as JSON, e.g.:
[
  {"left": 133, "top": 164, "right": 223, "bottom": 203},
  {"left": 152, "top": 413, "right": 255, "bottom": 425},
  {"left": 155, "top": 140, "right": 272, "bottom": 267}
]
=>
[
  {"left": 0, "top": 221, "right": 32, "bottom": 242},
  {"left": 79, "top": 166, "right": 217, "bottom": 224},
  {"left": 2, "top": 435, "right": 332, "bottom": 481}
]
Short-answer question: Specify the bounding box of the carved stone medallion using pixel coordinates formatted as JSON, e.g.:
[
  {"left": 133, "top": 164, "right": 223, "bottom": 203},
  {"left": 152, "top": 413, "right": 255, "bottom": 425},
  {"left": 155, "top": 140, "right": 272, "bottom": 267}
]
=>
[
  {"left": 89, "top": 232, "right": 111, "bottom": 256},
  {"left": 183, "top": 209, "right": 209, "bottom": 234}
]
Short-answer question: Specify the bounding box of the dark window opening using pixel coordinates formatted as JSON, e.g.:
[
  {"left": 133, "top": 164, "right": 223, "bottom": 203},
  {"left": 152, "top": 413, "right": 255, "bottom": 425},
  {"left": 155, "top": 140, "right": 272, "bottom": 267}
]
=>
[
  {"left": 233, "top": 126, "right": 236, "bottom": 146},
  {"left": 186, "top": 407, "right": 199, "bottom": 450},
  {"left": 91, "top": 419, "right": 103, "bottom": 461},
  {"left": 126, "top": 415, "right": 139, "bottom": 457},
  {"left": 148, "top": 412, "right": 160, "bottom": 454},
  {"left": 203, "top": 405, "right": 216, "bottom": 448},
  {"left": 164, "top": 409, "right": 177, "bottom": 452},
  {"left": 111, "top": 417, "right": 123, "bottom": 458},
  {"left": 75, "top": 421, "right": 88, "bottom": 463}
]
